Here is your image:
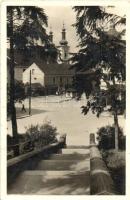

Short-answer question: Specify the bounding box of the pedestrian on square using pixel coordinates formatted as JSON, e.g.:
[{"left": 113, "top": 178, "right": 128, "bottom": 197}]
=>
[{"left": 21, "top": 103, "right": 26, "bottom": 112}]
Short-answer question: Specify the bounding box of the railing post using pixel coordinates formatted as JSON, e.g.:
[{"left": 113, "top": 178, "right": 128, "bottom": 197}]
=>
[
  {"left": 90, "top": 133, "right": 96, "bottom": 145},
  {"left": 59, "top": 134, "right": 66, "bottom": 148}
]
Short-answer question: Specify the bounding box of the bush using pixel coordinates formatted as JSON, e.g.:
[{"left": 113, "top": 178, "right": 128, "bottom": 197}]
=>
[
  {"left": 97, "top": 125, "right": 126, "bottom": 194},
  {"left": 96, "top": 125, "right": 125, "bottom": 150},
  {"left": 25, "top": 122, "right": 58, "bottom": 149},
  {"left": 7, "top": 122, "right": 58, "bottom": 159},
  {"left": 7, "top": 80, "right": 26, "bottom": 115},
  {"left": 102, "top": 150, "right": 125, "bottom": 194}
]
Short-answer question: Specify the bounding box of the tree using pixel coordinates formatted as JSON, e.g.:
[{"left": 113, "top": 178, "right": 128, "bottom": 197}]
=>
[
  {"left": 7, "top": 80, "right": 26, "bottom": 115},
  {"left": 7, "top": 6, "right": 51, "bottom": 156},
  {"left": 72, "top": 6, "right": 126, "bottom": 150}
]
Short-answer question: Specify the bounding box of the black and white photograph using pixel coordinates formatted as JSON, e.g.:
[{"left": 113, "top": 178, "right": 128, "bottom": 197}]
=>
[{"left": 0, "top": 0, "right": 129, "bottom": 198}]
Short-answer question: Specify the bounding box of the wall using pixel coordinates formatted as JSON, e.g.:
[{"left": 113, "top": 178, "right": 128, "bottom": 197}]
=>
[
  {"left": 23, "top": 63, "right": 44, "bottom": 86},
  {"left": 44, "top": 75, "right": 73, "bottom": 87}
]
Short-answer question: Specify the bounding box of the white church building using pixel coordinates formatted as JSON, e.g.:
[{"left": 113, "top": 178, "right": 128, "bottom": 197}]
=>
[{"left": 22, "top": 25, "right": 75, "bottom": 89}]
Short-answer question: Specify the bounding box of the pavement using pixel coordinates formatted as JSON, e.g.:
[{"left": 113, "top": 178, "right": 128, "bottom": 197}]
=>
[{"left": 7, "top": 95, "right": 125, "bottom": 146}]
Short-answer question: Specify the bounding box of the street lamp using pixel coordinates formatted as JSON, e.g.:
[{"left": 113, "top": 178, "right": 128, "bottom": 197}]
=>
[{"left": 29, "top": 70, "right": 32, "bottom": 115}]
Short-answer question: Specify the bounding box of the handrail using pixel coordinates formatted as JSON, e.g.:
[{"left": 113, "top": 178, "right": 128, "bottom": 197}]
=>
[
  {"left": 8, "top": 134, "right": 67, "bottom": 148},
  {"left": 89, "top": 133, "right": 115, "bottom": 195},
  {"left": 7, "top": 134, "right": 66, "bottom": 168}
]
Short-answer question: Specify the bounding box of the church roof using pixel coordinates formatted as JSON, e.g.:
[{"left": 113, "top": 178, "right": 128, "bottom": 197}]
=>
[
  {"left": 7, "top": 48, "right": 75, "bottom": 76},
  {"left": 34, "top": 61, "right": 75, "bottom": 76}
]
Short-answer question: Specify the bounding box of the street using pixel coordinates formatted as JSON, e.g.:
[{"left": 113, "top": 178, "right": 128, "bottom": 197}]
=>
[{"left": 7, "top": 95, "right": 125, "bottom": 146}]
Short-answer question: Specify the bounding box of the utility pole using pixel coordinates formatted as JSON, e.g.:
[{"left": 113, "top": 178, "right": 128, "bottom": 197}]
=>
[{"left": 29, "top": 70, "right": 31, "bottom": 115}]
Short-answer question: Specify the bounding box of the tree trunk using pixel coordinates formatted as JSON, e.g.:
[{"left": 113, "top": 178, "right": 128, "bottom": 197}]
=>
[{"left": 9, "top": 8, "right": 19, "bottom": 156}]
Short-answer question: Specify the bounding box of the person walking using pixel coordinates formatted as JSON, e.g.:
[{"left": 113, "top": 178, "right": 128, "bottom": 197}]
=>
[{"left": 21, "top": 103, "right": 26, "bottom": 112}]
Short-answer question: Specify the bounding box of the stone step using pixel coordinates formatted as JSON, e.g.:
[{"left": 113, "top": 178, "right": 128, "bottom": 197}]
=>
[
  {"left": 61, "top": 148, "right": 90, "bottom": 154},
  {"left": 67, "top": 146, "right": 89, "bottom": 149},
  {"left": 8, "top": 170, "right": 90, "bottom": 195},
  {"left": 49, "top": 153, "right": 90, "bottom": 160},
  {"left": 36, "top": 159, "right": 90, "bottom": 171}
]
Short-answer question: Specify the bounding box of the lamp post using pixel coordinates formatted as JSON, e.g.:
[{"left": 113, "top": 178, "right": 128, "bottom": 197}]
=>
[{"left": 29, "top": 70, "right": 31, "bottom": 115}]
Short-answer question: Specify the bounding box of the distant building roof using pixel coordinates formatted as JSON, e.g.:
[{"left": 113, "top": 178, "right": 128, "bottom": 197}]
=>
[{"left": 30, "top": 61, "right": 75, "bottom": 76}]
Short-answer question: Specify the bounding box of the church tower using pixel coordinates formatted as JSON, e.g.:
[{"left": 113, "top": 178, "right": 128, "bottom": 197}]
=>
[{"left": 58, "top": 23, "right": 70, "bottom": 62}]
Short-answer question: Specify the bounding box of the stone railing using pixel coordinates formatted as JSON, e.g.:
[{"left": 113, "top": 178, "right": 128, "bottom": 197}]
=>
[
  {"left": 90, "top": 133, "right": 115, "bottom": 195},
  {"left": 7, "top": 134, "right": 66, "bottom": 185}
]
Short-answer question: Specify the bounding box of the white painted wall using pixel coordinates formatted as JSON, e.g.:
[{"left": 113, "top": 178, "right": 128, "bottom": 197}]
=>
[{"left": 23, "top": 63, "right": 44, "bottom": 86}]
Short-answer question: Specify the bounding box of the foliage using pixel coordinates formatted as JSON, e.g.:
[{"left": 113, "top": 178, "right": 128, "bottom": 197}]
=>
[
  {"left": 7, "top": 122, "right": 58, "bottom": 159},
  {"left": 25, "top": 122, "right": 58, "bottom": 149},
  {"left": 8, "top": 80, "right": 26, "bottom": 102},
  {"left": 96, "top": 125, "right": 125, "bottom": 150},
  {"left": 7, "top": 6, "right": 58, "bottom": 61},
  {"left": 71, "top": 6, "right": 126, "bottom": 114},
  {"left": 7, "top": 6, "right": 56, "bottom": 156},
  {"left": 102, "top": 150, "right": 125, "bottom": 194},
  {"left": 72, "top": 6, "right": 126, "bottom": 150},
  {"left": 7, "top": 80, "right": 26, "bottom": 115},
  {"left": 14, "top": 81, "right": 26, "bottom": 101},
  {"left": 7, "top": 6, "right": 48, "bottom": 47},
  {"left": 72, "top": 6, "right": 125, "bottom": 101}
]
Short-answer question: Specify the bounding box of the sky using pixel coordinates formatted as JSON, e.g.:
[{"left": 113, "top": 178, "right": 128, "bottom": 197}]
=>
[
  {"left": 43, "top": 6, "right": 126, "bottom": 53},
  {"left": 44, "top": 6, "right": 78, "bottom": 53}
]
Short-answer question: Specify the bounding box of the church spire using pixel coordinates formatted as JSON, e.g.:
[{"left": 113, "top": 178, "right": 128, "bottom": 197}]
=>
[
  {"left": 58, "top": 23, "right": 70, "bottom": 62},
  {"left": 62, "top": 22, "right": 66, "bottom": 40},
  {"left": 60, "top": 23, "right": 68, "bottom": 45}
]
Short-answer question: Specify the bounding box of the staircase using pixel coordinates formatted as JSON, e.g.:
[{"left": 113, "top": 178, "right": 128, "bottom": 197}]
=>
[{"left": 8, "top": 146, "right": 90, "bottom": 195}]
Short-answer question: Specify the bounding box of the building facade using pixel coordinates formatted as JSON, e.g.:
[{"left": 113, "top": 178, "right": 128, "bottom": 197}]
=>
[
  {"left": 23, "top": 61, "right": 74, "bottom": 89},
  {"left": 7, "top": 25, "right": 75, "bottom": 94}
]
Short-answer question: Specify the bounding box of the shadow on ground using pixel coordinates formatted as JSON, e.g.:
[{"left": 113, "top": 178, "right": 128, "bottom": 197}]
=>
[
  {"left": 8, "top": 170, "right": 90, "bottom": 195},
  {"left": 7, "top": 107, "right": 47, "bottom": 120}
]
